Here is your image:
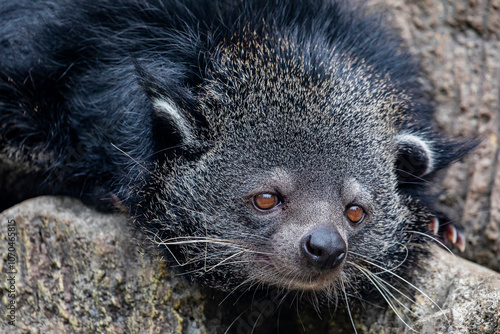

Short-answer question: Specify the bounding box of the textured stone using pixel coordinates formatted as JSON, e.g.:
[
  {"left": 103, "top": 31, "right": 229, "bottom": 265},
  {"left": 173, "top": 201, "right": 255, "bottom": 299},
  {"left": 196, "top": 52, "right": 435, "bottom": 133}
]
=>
[
  {"left": 382, "top": 0, "right": 500, "bottom": 273},
  {"left": 0, "top": 197, "right": 207, "bottom": 334}
]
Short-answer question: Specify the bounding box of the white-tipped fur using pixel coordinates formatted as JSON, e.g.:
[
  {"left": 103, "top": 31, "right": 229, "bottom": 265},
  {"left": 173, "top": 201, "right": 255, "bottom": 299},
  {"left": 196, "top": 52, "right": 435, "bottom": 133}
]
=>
[
  {"left": 153, "top": 98, "right": 195, "bottom": 146},
  {"left": 395, "top": 133, "right": 434, "bottom": 176}
]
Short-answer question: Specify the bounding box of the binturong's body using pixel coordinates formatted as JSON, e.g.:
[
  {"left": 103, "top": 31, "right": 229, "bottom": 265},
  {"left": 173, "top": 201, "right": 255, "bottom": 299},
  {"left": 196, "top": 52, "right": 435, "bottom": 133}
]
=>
[{"left": 1, "top": 0, "right": 473, "bottom": 318}]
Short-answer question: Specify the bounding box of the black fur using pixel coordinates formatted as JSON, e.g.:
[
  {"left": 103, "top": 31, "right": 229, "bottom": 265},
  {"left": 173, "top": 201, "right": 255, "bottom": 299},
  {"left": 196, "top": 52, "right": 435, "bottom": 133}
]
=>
[{"left": 0, "top": 0, "right": 474, "bottom": 320}]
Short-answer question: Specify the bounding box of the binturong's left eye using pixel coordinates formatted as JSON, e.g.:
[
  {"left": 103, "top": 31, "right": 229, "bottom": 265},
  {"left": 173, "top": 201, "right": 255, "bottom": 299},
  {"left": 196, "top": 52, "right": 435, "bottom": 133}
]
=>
[
  {"left": 345, "top": 205, "right": 365, "bottom": 224},
  {"left": 252, "top": 193, "right": 282, "bottom": 211}
]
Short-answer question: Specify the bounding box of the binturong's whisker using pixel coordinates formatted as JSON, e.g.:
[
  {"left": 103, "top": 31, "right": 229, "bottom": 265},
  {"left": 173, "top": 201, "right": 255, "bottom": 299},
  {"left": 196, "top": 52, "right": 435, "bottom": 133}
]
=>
[
  {"left": 407, "top": 231, "right": 456, "bottom": 258},
  {"left": 340, "top": 278, "right": 359, "bottom": 334},
  {"left": 350, "top": 244, "right": 409, "bottom": 274},
  {"left": 350, "top": 262, "right": 418, "bottom": 332},
  {"left": 351, "top": 258, "right": 448, "bottom": 321}
]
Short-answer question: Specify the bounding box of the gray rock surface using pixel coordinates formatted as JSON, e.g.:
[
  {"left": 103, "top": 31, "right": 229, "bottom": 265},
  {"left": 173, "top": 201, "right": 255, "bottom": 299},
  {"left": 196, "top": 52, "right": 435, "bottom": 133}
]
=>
[
  {"left": 0, "top": 197, "right": 206, "bottom": 334},
  {"left": 389, "top": 247, "right": 500, "bottom": 333},
  {"left": 374, "top": 0, "right": 500, "bottom": 273}
]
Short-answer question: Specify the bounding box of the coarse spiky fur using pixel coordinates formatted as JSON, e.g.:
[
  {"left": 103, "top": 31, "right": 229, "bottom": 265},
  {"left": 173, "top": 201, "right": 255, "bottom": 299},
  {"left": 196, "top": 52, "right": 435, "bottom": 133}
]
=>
[{"left": 0, "top": 0, "right": 474, "bottom": 323}]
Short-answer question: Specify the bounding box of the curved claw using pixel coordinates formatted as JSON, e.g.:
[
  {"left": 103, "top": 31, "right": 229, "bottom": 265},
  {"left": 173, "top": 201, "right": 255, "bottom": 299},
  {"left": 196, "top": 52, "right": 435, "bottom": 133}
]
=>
[
  {"left": 445, "top": 225, "right": 457, "bottom": 245},
  {"left": 428, "top": 216, "right": 466, "bottom": 252},
  {"left": 428, "top": 216, "right": 439, "bottom": 235},
  {"left": 455, "top": 230, "right": 466, "bottom": 252}
]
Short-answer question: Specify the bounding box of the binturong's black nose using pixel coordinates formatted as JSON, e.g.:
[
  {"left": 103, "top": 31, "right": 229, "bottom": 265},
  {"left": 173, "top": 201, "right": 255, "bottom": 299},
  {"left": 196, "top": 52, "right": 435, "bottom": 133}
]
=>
[{"left": 300, "top": 227, "right": 347, "bottom": 270}]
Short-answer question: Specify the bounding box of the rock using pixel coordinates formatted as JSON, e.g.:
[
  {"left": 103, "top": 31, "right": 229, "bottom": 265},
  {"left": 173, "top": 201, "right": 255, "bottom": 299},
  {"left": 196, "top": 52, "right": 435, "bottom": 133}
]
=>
[
  {"left": 0, "top": 196, "right": 207, "bottom": 334},
  {"left": 375, "top": 0, "right": 500, "bottom": 273}
]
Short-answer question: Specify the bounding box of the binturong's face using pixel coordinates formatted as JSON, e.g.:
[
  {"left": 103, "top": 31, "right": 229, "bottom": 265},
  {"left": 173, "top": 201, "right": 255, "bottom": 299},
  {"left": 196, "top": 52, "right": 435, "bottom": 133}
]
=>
[{"left": 134, "top": 35, "right": 441, "bottom": 300}]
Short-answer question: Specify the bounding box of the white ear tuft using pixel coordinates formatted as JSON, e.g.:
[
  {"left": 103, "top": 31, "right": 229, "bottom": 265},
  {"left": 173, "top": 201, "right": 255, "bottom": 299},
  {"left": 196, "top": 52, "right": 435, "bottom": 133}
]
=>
[
  {"left": 395, "top": 133, "right": 434, "bottom": 178},
  {"left": 153, "top": 98, "right": 195, "bottom": 146}
]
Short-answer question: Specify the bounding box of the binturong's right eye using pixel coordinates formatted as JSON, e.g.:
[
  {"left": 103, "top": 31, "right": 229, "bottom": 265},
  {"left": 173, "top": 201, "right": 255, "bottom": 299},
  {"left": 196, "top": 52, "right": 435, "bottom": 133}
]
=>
[{"left": 252, "top": 193, "right": 282, "bottom": 212}]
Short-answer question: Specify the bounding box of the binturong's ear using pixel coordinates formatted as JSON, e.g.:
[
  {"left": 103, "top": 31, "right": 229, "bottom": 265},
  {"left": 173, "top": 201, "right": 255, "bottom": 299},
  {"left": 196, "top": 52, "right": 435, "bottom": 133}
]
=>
[
  {"left": 395, "top": 132, "right": 477, "bottom": 181},
  {"left": 395, "top": 133, "right": 434, "bottom": 180},
  {"left": 133, "top": 60, "right": 207, "bottom": 155}
]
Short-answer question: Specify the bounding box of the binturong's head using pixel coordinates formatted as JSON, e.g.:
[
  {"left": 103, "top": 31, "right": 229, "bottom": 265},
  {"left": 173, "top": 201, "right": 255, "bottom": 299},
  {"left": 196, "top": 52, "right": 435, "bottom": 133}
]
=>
[{"left": 130, "top": 14, "right": 471, "bottom": 303}]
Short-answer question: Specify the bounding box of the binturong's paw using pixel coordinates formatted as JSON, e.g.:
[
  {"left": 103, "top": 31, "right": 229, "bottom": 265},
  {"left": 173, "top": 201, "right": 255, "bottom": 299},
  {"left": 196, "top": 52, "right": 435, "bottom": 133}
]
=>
[{"left": 428, "top": 216, "right": 466, "bottom": 252}]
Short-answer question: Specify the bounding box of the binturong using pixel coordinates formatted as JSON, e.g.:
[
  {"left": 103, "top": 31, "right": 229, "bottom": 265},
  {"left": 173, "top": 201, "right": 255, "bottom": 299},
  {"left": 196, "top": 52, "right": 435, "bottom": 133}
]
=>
[{"left": 0, "top": 0, "right": 475, "bottom": 324}]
